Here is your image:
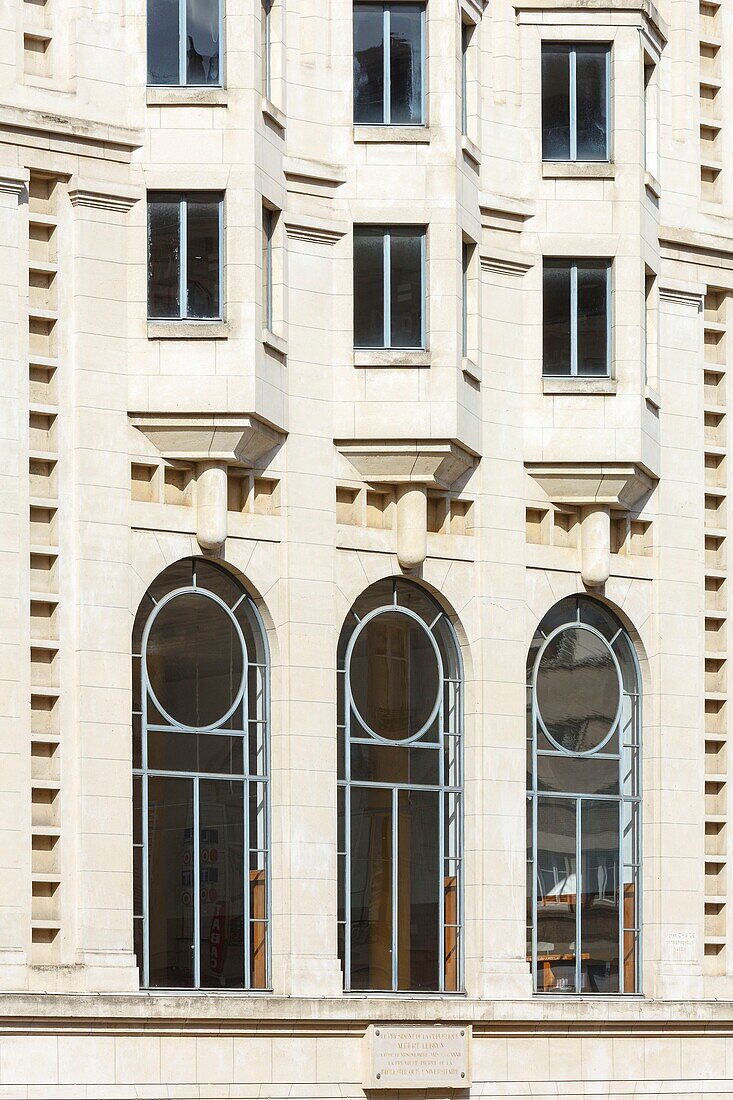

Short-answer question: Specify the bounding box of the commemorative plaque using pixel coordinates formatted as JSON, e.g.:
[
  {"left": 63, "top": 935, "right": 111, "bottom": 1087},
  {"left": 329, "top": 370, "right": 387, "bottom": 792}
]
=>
[{"left": 363, "top": 1024, "right": 471, "bottom": 1089}]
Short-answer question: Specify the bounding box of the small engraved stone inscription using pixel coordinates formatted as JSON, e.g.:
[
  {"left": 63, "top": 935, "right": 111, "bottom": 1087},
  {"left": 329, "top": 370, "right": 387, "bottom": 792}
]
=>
[{"left": 365, "top": 1025, "right": 471, "bottom": 1089}]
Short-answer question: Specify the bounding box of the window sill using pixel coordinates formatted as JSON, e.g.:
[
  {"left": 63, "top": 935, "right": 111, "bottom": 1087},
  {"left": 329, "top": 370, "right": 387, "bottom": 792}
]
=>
[
  {"left": 644, "top": 170, "right": 661, "bottom": 199},
  {"left": 461, "top": 134, "right": 481, "bottom": 166},
  {"left": 354, "top": 349, "right": 431, "bottom": 368},
  {"left": 542, "top": 161, "right": 615, "bottom": 180},
  {"left": 542, "top": 376, "right": 616, "bottom": 395},
  {"left": 262, "top": 327, "right": 288, "bottom": 357},
  {"left": 353, "top": 125, "right": 431, "bottom": 145},
  {"left": 262, "top": 97, "right": 286, "bottom": 131},
  {"left": 462, "top": 356, "right": 481, "bottom": 384},
  {"left": 147, "top": 320, "right": 229, "bottom": 340},
  {"left": 146, "top": 87, "right": 228, "bottom": 107}
]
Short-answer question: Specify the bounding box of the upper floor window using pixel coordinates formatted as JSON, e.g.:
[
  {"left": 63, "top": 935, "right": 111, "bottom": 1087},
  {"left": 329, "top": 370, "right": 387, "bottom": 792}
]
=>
[
  {"left": 543, "top": 259, "right": 610, "bottom": 377},
  {"left": 133, "top": 558, "right": 270, "bottom": 990},
  {"left": 337, "top": 578, "right": 463, "bottom": 992},
  {"left": 526, "top": 596, "right": 641, "bottom": 994},
  {"left": 353, "top": 3, "right": 425, "bottom": 125},
  {"left": 147, "top": 0, "right": 221, "bottom": 86},
  {"left": 542, "top": 44, "right": 609, "bottom": 161},
  {"left": 148, "top": 192, "right": 223, "bottom": 321},
  {"left": 263, "top": 0, "right": 273, "bottom": 100},
  {"left": 354, "top": 226, "right": 426, "bottom": 349}
]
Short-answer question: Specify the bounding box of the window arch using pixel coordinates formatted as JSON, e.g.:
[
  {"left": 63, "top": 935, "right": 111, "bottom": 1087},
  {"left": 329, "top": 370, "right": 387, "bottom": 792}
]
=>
[
  {"left": 337, "top": 577, "right": 463, "bottom": 992},
  {"left": 526, "top": 595, "right": 641, "bottom": 994},
  {"left": 132, "top": 558, "right": 269, "bottom": 989}
]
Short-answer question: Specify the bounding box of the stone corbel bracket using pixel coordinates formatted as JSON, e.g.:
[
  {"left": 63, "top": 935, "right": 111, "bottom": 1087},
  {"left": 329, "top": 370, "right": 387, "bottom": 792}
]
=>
[
  {"left": 130, "top": 413, "right": 284, "bottom": 553},
  {"left": 336, "top": 440, "right": 478, "bottom": 570},
  {"left": 525, "top": 462, "right": 657, "bottom": 587}
]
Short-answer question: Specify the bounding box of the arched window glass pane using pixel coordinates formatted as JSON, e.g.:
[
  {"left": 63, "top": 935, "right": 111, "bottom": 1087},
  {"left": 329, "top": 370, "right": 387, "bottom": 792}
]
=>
[
  {"left": 526, "top": 595, "right": 641, "bottom": 995},
  {"left": 338, "top": 578, "right": 463, "bottom": 993},
  {"left": 132, "top": 558, "right": 269, "bottom": 991}
]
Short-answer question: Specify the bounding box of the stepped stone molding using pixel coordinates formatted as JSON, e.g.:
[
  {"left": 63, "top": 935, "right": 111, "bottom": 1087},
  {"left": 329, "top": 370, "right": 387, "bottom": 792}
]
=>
[
  {"left": 525, "top": 461, "right": 656, "bottom": 509},
  {"left": 0, "top": 167, "right": 29, "bottom": 196},
  {"left": 68, "top": 181, "right": 140, "bottom": 213},
  {"left": 130, "top": 414, "right": 285, "bottom": 553}
]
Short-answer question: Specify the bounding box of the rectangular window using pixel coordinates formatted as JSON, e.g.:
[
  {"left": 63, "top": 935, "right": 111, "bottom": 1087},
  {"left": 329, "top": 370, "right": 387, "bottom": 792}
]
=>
[
  {"left": 263, "top": 205, "right": 275, "bottom": 331},
  {"left": 354, "top": 226, "right": 426, "bottom": 349},
  {"left": 148, "top": 192, "right": 223, "bottom": 320},
  {"left": 541, "top": 44, "right": 609, "bottom": 161},
  {"left": 353, "top": 3, "right": 425, "bottom": 125},
  {"left": 462, "top": 240, "right": 470, "bottom": 358},
  {"left": 147, "top": 0, "right": 221, "bottom": 86},
  {"left": 543, "top": 259, "right": 610, "bottom": 377},
  {"left": 263, "top": 0, "right": 273, "bottom": 100},
  {"left": 461, "top": 22, "right": 471, "bottom": 137}
]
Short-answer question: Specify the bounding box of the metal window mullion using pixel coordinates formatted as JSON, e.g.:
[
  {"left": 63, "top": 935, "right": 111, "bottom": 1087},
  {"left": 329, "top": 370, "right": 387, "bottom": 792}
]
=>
[
  {"left": 344, "top": 665, "right": 353, "bottom": 991},
  {"left": 392, "top": 785, "right": 399, "bottom": 991},
  {"left": 180, "top": 198, "right": 188, "bottom": 319},
  {"left": 575, "top": 797, "right": 582, "bottom": 993},
  {"left": 531, "top": 792, "right": 538, "bottom": 992},
  {"left": 569, "top": 48, "right": 577, "bottom": 161},
  {"left": 383, "top": 5, "right": 391, "bottom": 125},
  {"left": 438, "top": 671, "right": 445, "bottom": 993},
  {"left": 420, "top": 230, "right": 426, "bottom": 350},
  {"left": 244, "top": 777, "right": 251, "bottom": 989},
  {"left": 193, "top": 776, "right": 201, "bottom": 987},
  {"left": 141, "top": 690, "right": 150, "bottom": 987},
  {"left": 264, "top": 0, "right": 271, "bottom": 101},
  {"left": 218, "top": 197, "right": 224, "bottom": 322},
  {"left": 570, "top": 262, "right": 578, "bottom": 376},
  {"left": 384, "top": 230, "right": 391, "bottom": 348},
  {"left": 179, "top": 0, "right": 187, "bottom": 85},
  {"left": 606, "top": 263, "right": 612, "bottom": 378},
  {"left": 619, "top": 787, "right": 625, "bottom": 993}
]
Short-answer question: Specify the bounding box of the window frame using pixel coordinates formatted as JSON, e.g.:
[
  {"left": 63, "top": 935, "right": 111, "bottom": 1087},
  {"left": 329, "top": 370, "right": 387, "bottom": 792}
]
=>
[
  {"left": 353, "top": 225, "right": 427, "bottom": 350},
  {"left": 337, "top": 577, "right": 464, "bottom": 994},
  {"left": 263, "top": 0, "right": 273, "bottom": 101},
  {"left": 542, "top": 258, "right": 612, "bottom": 378},
  {"left": 132, "top": 558, "right": 271, "bottom": 992},
  {"left": 541, "top": 42, "right": 611, "bottom": 163},
  {"left": 147, "top": 0, "right": 223, "bottom": 88},
  {"left": 526, "top": 596, "right": 643, "bottom": 996},
  {"left": 353, "top": 2, "right": 427, "bottom": 127},
  {"left": 147, "top": 191, "right": 224, "bottom": 322},
  {"left": 263, "top": 204, "right": 275, "bottom": 331}
]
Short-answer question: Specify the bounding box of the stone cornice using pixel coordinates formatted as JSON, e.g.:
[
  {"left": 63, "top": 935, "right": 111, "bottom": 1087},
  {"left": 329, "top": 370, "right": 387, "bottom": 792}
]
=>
[
  {"left": 0, "top": 994, "right": 733, "bottom": 1036},
  {"left": 514, "top": 0, "right": 667, "bottom": 43},
  {"left": 337, "top": 439, "right": 477, "bottom": 489},
  {"left": 480, "top": 253, "right": 534, "bottom": 278},
  {"left": 69, "top": 180, "right": 140, "bottom": 213},
  {"left": 0, "top": 167, "right": 29, "bottom": 196},
  {"left": 285, "top": 216, "right": 348, "bottom": 245},
  {"left": 525, "top": 461, "right": 657, "bottom": 508},
  {"left": 129, "top": 413, "right": 284, "bottom": 467},
  {"left": 0, "top": 104, "right": 142, "bottom": 162}
]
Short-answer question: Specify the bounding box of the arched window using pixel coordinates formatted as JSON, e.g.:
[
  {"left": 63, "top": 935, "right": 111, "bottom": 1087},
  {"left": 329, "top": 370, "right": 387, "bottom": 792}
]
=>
[
  {"left": 526, "top": 595, "right": 641, "bottom": 994},
  {"left": 337, "top": 578, "right": 463, "bottom": 992},
  {"left": 132, "top": 558, "right": 269, "bottom": 989}
]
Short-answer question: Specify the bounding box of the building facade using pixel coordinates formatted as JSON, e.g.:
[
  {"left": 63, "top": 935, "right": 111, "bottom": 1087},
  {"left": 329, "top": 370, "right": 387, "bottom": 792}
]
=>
[{"left": 1, "top": 0, "right": 732, "bottom": 1095}]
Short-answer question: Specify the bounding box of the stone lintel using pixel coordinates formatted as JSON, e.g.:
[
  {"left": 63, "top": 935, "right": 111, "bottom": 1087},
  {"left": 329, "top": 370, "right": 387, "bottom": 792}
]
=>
[
  {"left": 129, "top": 413, "right": 284, "bottom": 468},
  {"left": 525, "top": 462, "right": 656, "bottom": 510},
  {"left": 337, "top": 439, "right": 477, "bottom": 489}
]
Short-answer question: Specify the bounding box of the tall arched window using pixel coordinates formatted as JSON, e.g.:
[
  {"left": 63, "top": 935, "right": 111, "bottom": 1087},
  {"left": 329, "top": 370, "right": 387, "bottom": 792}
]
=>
[
  {"left": 526, "top": 595, "right": 641, "bottom": 994},
  {"left": 132, "top": 558, "right": 269, "bottom": 989},
  {"left": 337, "top": 578, "right": 463, "bottom": 992}
]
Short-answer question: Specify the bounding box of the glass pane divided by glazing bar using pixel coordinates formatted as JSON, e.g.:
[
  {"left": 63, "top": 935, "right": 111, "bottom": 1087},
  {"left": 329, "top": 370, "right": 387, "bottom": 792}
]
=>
[
  {"left": 186, "top": 0, "right": 220, "bottom": 84},
  {"left": 147, "top": 196, "right": 181, "bottom": 318},
  {"left": 353, "top": 4, "right": 424, "bottom": 125},
  {"left": 353, "top": 5, "right": 385, "bottom": 123}
]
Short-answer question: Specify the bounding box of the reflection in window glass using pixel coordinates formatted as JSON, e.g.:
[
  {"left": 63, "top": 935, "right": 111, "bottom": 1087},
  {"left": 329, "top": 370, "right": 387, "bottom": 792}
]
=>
[
  {"left": 353, "top": 3, "right": 424, "bottom": 125},
  {"left": 353, "top": 227, "right": 425, "bottom": 349},
  {"left": 541, "top": 44, "right": 609, "bottom": 162},
  {"left": 148, "top": 0, "right": 220, "bottom": 86},
  {"left": 526, "top": 596, "right": 641, "bottom": 995},
  {"left": 543, "top": 260, "right": 610, "bottom": 377},
  {"left": 338, "top": 578, "right": 463, "bottom": 992},
  {"left": 133, "top": 559, "right": 270, "bottom": 990},
  {"left": 147, "top": 193, "right": 222, "bottom": 320}
]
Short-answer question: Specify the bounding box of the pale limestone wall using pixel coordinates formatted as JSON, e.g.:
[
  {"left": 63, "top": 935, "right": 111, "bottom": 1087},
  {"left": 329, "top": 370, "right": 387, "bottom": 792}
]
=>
[{"left": 0, "top": 0, "right": 732, "bottom": 1091}]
